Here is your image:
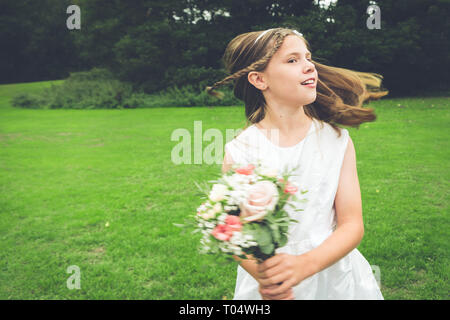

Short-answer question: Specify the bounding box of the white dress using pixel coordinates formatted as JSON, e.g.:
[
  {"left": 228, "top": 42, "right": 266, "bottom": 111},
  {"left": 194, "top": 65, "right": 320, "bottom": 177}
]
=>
[{"left": 224, "top": 118, "right": 383, "bottom": 300}]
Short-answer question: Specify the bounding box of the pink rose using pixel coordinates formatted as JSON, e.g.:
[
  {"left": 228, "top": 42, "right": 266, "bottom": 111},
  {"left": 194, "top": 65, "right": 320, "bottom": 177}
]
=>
[
  {"left": 239, "top": 181, "right": 279, "bottom": 222},
  {"left": 225, "top": 215, "right": 242, "bottom": 232},
  {"left": 235, "top": 164, "right": 255, "bottom": 175},
  {"left": 284, "top": 181, "right": 298, "bottom": 195},
  {"left": 211, "top": 224, "right": 233, "bottom": 241}
]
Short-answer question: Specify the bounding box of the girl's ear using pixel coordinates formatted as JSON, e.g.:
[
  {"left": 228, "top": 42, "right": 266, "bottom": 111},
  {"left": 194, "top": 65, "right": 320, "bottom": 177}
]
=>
[{"left": 248, "top": 71, "right": 267, "bottom": 90}]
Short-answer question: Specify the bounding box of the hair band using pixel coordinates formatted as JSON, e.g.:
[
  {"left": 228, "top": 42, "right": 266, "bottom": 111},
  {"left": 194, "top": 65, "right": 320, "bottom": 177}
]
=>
[
  {"left": 292, "top": 29, "right": 303, "bottom": 37},
  {"left": 254, "top": 29, "right": 274, "bottom": 44},
  {"left": 254, "top": 28, "right": 303, "bottom": 44}
]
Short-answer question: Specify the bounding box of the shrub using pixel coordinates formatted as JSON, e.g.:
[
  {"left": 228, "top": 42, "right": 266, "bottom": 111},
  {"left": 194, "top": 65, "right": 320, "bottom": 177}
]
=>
[
  {"left": 11, "top": 93, "right": 44, "bottom": 109},
  {"left": 44, "top": 68, "right": 134, "bottom": 109},
  {"left": 161, "top": 66, "right": 228, "bottom": 92},
  {"left": 11, "top": 68, "right": 243, "bottom": 109},
  {"left": 137, "top": 84, "right": 241, "bottom": 108},
  {"left": 11, "top": 68, "right": 135, "bottom": 109}
]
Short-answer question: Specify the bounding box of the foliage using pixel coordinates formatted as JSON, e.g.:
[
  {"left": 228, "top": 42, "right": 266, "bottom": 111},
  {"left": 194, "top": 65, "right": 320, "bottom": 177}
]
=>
[
  {"left": 10, "top": 68, "right": 241, "bottom": 109},
  {"left": 0, "top": 0, "right": 79, "bottom": 84},
  {"left": 11, "top": 68, "right": 134, "bottom": 109},
  {"left": 141, "top": 84, "right": 240, "bottom": 108},
  {"left": 1, "top": 0, "right": 448, "bottom": 96},
  {"left": 11, "top": 93, "right": 45, "bottom": 109}
]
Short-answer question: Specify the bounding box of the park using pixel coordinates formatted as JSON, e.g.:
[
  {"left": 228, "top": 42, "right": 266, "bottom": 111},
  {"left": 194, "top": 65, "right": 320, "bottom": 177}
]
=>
[{"left": 0, "top": 0, "right": 448, "bottom": 302}]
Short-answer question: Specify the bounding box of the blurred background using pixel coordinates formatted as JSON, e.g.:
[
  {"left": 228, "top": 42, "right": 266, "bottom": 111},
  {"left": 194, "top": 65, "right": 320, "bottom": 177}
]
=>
[{"left": 1, "top": 0, "right": 449, "bottom": 108}]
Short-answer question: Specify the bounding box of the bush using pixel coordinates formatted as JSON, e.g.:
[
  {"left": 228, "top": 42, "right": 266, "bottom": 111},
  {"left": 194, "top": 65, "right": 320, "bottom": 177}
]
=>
[
  {"left": 64, "top": 68, "right": 115, "bottom": 82},
  {"left": 133, "top": 84, "right": 241, "bottom": 108},
  {"left": 11, "top": 93, "right": 45, "bottom": 109},
  {"left": 11, "top": 68, "right": 135, "bottom": 109},
  {"left": 45, "top": 68, "right": 134, "bottom": 109},
  {"left": 11, "top": 68, "right": 243, "bottom": 109},
  {"left": 161, "top": 66, "right": 228, "bottom": 93}
]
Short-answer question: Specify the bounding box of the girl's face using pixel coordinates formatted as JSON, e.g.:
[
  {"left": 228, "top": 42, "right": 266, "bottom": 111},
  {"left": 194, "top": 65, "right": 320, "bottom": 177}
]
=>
[{"left": 261, "top": 35, "right": 318, "bottom": 107}]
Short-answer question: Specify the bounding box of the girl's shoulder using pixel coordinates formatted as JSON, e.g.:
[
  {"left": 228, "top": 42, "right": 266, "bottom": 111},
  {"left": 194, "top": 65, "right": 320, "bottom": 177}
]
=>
[
  {"left": 313, "top": 120, "right": 350, "bottom": 157},
  {"left": 314, "top": 119, "right": 349, "bottom": 140}
]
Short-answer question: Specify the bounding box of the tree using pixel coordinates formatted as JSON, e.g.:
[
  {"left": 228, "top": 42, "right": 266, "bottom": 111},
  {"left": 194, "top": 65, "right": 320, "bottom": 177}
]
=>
[{"left": 0, "top": 0, "right": 80, "bottom": 83}]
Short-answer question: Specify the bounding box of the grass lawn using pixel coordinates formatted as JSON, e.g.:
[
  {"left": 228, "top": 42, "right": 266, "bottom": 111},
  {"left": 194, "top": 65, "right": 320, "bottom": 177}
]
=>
[{"left": 0, "top": 81, "right": 448, "bottom": 299}]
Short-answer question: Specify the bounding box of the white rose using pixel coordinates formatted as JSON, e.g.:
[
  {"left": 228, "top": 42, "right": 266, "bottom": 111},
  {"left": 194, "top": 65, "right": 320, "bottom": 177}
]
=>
[
  {"left": 201, "top": 210, "right": 216, "bottom": 220},
  {"left": 212, "top": 202, "right": 222, "bottom": 214},
  {"left": 209, "top": 184, "right": 228, "bottom": 202},
  {"left": 259, "top": 166, "right": 278, "bottom": 178}
]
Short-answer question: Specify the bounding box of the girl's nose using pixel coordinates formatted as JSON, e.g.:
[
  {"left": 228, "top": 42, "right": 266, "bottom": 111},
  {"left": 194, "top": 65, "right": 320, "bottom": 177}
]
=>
[{"left": 304, "top": 61, "right": 315, "bottom": 73}]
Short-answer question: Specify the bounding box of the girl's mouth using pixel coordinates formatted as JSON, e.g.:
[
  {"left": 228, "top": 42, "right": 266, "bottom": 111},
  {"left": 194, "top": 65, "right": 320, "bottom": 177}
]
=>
[{"left": 301, "top": 78, "right": 316, "bottom": 88}]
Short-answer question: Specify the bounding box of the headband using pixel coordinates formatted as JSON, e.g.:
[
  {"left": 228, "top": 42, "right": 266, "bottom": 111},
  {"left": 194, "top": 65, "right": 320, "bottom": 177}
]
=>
[{"left": 254, "top": 29, "right": 303, "bottom": 44}]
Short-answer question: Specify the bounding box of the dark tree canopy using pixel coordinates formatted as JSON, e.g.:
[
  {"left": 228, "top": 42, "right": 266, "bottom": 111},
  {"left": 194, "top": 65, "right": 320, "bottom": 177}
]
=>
[{"left": 0, "top": 0, "right": 448, "bottom": 96}]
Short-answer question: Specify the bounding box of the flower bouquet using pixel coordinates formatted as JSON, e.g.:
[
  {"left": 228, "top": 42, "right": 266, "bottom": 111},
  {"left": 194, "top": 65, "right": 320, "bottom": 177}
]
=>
[{"left": 176, "top": 161, "right": 308, "bottom": 263}]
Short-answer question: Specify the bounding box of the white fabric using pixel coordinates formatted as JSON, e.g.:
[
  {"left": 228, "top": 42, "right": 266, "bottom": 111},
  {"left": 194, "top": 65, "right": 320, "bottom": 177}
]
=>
[{"left": 225, "top": 118, "right": 383, "bottom": 300}]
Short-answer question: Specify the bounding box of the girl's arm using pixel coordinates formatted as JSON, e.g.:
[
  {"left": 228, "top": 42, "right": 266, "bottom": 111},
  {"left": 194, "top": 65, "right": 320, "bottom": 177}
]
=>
[
  {"left": 258, "top": 137, "right": 365, "bottom": 296},
  {"left": 305, "top": 136, "right": 364, "bottom": 272}
]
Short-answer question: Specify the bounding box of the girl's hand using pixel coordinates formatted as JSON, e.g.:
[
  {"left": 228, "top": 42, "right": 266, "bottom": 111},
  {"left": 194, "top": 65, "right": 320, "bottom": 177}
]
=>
[
  {"left": 258, "top": 283, "right": 294, "bottom": 300},
  {"left": 257, "top": 253, "right": 314, "bottom": 296}
]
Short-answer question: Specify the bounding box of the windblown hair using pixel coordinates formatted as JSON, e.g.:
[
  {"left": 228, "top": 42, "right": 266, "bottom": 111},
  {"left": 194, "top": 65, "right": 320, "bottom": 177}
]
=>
[{"left": 205, "top": 27, "right": 389, "bottom": 137}]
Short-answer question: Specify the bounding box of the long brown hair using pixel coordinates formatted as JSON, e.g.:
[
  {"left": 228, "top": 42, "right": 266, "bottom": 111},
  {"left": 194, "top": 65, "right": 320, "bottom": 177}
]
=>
[{"left": 206, "top": 27, "right": 389, "bottom": 137}]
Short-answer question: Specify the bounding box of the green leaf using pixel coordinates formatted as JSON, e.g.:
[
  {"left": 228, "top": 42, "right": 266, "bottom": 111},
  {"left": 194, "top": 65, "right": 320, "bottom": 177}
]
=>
[
  {"left": 236, "top": 254, "right": 249, "bottom": 260},
  {"left": 193, "top": 180, "right": 210, "bottom": 197},
  {"left": 260, "top": 242, "right": 275, "bottom": 255},
  {"left": 279, "top": 233, "right": 288, "bottom": 247},
  {"left": 173, "top": 223, "right": 185, "bottom": 228},
  {"left": 249, "top": 223, "right": 272, "bottom": 246},
  {"left": 270, "top": 224, "right": 281, "bottom": 243}
]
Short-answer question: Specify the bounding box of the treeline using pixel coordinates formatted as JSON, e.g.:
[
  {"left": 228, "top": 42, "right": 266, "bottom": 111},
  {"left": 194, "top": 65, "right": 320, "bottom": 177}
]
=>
[{"left": 1, "top": 0, "right": 449, "bottom": 96}]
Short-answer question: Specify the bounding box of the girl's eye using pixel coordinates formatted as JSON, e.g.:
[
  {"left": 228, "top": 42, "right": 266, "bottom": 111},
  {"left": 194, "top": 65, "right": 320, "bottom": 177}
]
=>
[{"left": 288, "top": 58, "right": 313, "bottom": 63}]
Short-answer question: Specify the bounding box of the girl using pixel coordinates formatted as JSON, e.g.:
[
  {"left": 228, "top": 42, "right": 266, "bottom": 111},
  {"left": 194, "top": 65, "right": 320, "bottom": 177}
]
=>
[{"left": 207, "top": 28, "right": 388, "bottom": 300}]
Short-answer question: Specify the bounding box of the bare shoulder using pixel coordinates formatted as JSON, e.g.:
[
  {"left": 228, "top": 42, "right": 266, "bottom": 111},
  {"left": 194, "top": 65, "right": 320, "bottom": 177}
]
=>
[
  {"left": 341, "top": 134, "right": 356, "bottom": 174},
  {"left": 345, "top": 134, "right": 355, "bottom": 158}
]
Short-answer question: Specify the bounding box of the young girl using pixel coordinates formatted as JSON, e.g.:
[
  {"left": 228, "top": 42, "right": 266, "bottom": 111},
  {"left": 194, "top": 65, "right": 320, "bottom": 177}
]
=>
[{"left": 207, "top": 28, "right": 388, "bottom": 300}]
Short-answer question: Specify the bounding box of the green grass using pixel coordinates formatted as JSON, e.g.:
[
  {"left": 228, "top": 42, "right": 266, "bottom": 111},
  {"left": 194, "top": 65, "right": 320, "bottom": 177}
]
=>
[{"left": 0, "top": 81, "right": 448, "bottom": 299}]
